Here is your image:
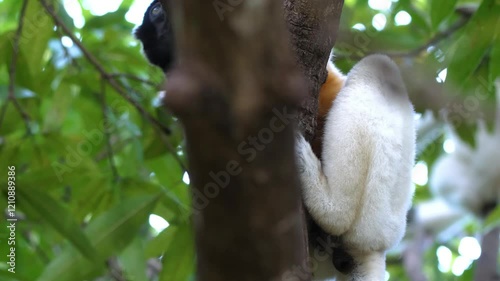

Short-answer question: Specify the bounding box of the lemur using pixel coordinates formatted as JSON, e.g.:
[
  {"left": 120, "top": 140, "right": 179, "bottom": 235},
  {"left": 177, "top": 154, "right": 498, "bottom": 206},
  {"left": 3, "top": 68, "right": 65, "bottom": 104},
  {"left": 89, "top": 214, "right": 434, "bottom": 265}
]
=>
[
  {"left": 296, "top": 57, "right": 415, "bottom": 280},
  {"left": 135, "top": 2, "right": 416, "bottom": 280}
]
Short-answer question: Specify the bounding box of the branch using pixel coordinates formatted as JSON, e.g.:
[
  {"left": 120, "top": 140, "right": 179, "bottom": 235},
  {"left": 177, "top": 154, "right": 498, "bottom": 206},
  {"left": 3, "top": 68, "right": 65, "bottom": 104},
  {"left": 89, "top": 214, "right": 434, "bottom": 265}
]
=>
[
  {"left": 99, "top": 79, "right": 119, "bottom": 182},
  {"left": 400, "top": 60, "right": 497, "bottom": 126},
  {"left": 474, "top": 227, "right": 500, "bottom": 281},
  {"left": 0, "top": 0, "right": 32, "bottom": 134},
  {"left": 109, "top": 73, "right": 159, "bottom": 88},
  {"left": 383, "top": 16, "right": 469, "bottom": 59},
  {"left": 403, "top": 225, "right": 430, "bottom": 281}
]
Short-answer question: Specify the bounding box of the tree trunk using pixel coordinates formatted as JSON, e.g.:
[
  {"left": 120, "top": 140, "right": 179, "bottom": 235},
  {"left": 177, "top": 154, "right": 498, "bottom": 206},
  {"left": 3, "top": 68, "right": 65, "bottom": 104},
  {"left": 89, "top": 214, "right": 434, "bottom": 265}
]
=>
[
  {"left": 284, "top": 0, "right": 345, "bottom": 276},
  {"left": 285, "top": 0, "right": 344, "bottom": 140},
  {"left": 163, "top": 1, "right": 307, "bottom": 280},
  {"left": 162, "top": 0, "right": 344, "bottom": 280}
]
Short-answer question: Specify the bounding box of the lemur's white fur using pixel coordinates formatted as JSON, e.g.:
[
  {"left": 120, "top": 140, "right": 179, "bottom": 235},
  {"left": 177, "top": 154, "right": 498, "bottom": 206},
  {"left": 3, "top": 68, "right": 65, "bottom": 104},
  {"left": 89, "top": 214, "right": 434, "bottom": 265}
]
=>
[{"left": 296, "top": 55, "right": 416, "bottom": 280}]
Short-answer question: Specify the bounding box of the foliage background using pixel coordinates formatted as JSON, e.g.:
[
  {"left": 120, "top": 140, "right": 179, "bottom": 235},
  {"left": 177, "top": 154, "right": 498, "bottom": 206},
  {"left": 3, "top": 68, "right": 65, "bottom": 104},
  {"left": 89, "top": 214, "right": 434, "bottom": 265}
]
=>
[{"left": 0, "top": 0, "right": 498, "bottom": 280}]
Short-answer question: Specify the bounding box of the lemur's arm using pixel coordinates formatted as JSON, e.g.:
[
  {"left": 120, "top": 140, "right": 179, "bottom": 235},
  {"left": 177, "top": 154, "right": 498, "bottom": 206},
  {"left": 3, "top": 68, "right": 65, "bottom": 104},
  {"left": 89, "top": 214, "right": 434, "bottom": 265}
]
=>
[
  {"left": 299, "top": 61, "right": 367, "bottom": 236},
  {"left": 296, "top": 130, "right": 368, "bottom": 236}
]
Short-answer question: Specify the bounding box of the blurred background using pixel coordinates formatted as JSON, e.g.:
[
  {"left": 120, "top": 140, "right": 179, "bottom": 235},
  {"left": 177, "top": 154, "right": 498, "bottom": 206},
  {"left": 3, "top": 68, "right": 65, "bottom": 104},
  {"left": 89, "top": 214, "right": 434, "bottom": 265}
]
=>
[{"left": 0, "top": 0, "right": 499, "bottom": 280}]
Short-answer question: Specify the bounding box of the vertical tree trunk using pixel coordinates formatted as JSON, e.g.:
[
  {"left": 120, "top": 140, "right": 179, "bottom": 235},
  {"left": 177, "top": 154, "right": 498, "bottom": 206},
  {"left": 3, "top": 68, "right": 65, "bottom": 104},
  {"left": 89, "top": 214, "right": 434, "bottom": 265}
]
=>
[
  {"left": 162, "top": 0, "right": 344, "bottom": 280},
  {"left": 284, "top": 0, "right": 345, "bottom": 272},
  {"left": 285, "top": 0, "right": 344, "bottom": 140},
  {"left": 163, "top": 1, "right": 307, "bottom": 280}
]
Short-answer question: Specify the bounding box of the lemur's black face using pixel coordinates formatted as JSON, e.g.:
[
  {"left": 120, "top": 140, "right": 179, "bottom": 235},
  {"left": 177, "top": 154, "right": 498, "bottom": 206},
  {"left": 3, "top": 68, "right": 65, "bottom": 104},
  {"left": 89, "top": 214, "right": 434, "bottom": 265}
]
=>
[{"left": 134, "top": 0, "right": 175, "bottom": 72}]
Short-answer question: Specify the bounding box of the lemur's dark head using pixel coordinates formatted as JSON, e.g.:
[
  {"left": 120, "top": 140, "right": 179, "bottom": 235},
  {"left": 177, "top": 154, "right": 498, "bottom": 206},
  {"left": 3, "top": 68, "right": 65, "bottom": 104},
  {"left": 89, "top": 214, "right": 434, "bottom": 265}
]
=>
[{"left": 134, "top": 0, "right": 175, "bottom": 72}]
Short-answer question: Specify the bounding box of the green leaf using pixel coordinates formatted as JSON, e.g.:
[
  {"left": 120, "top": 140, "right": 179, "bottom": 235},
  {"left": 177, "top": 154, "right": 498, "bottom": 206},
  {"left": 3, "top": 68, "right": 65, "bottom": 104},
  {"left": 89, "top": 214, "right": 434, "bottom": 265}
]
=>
[
  {"left": 484, "top": 205, "right": 500, "bottom": 231},
  {"left": 430, "top": 0, "right": 458, "bottom": 30},
  {"left": 145, "top": 226, "right": 177, "bottom": 258},
  {"left": 21, "top": 0, "right": 54, "bottom": 78},
  {"left": 42, "top": 83, "right": 75, "bottom": 132},
  {"left": 121, "top": 178, "right": 189, "bottom": 220},
  {"left": 37, "top": 194, "right": 160, "bottom": 281},
  {"left": 446, "top": 0, "right": 500, "bottom": 87},
  {"left": 86, "top": 194, "right": 161, "bottom": 255},
  {"left": 16, "top": 187, "right": 97, "bottom": 261},
  {"left": 147, "top": 155, "right": 184, "bottom": 188},
  {"left": 119, "top": 238, "right": 149, "bottom": 281},
  {"left": 158, "top": 224, "right": 195, "bottom": 281},
  {"left": 0, "top": 269, "right": 32, "bottom": 281},
  {"left": 490, "top": 36, "right": 500, "bottom": 82}
]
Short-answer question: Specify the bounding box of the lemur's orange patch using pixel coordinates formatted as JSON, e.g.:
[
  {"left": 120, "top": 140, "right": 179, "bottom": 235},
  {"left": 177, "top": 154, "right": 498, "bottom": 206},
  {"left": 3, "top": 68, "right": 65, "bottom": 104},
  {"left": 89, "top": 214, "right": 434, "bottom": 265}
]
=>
[
  {"left": 318, "top": 66, "right": 344, "bottom": 118},
  {"left": 312, "top": 65, "right": 345, "bottom": 158}
]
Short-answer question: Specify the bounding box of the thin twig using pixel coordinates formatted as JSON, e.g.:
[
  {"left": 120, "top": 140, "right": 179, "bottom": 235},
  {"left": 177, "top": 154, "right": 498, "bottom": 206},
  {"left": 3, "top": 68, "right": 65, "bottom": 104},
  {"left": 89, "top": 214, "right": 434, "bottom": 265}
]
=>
[
  {"left": 109, "top": 73, "right": 159, "bottom": 87},
  {"left": 39, "top": 0, "right": 170, "bottom": 135},
  {"left": 99, "top": 79, "right": 119, "bottom": 182},
  {"left": 0, "top": 0, "right": 32, "bottom": 134},
  {"left": 384, "top": 16, "right": 469, "bottom": 58}
]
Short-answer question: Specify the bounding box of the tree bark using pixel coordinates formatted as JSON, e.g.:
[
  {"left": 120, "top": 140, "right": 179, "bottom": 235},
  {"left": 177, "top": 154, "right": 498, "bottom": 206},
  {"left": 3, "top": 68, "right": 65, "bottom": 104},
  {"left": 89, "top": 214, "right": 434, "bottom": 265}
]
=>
[
  {"left": 162, "top": 0, "right": 344, "bottom": 280},
  {"left": 163, "top": 1, "right": 307, "bottom": 280},
  {"left": 284, "top": 0, "right": 345, "bottom": 272},
  {"left": 284, "top": 0, "right": 344, "bottom": 140}
]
